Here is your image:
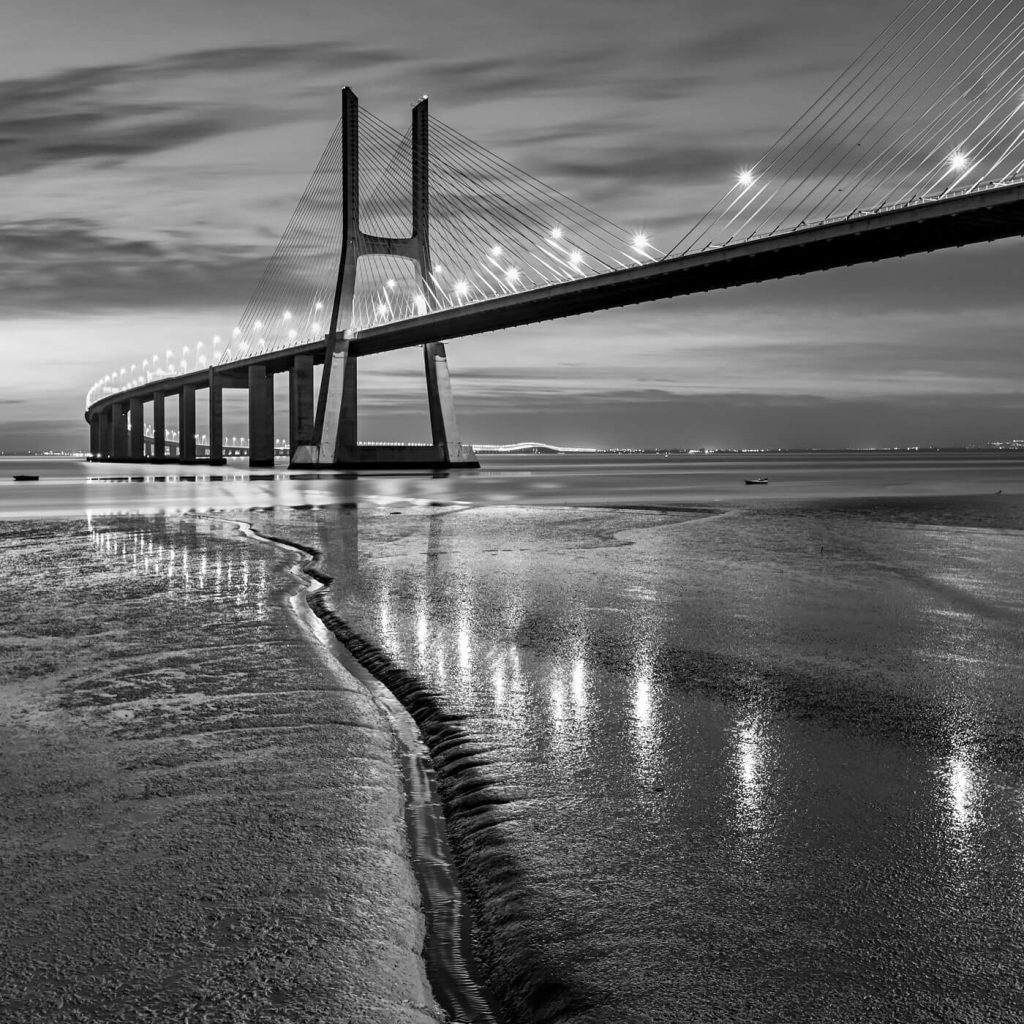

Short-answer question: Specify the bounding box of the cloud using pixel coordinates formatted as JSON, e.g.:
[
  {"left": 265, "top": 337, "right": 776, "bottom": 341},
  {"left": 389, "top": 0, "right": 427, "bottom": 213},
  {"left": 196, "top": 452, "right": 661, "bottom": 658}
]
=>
[
  {"left": 0, "top": 43, "right": 402, "bottom": 176},
  {"left": 0, "top": 217, "right": 281, "bottom": 314},
  {"left": 534, "top": 139, "right": 753, "bottom": 203},
  {"left": 418, "top": 9, "right": 793, "bottom": 105},
  {"left": 421, "top": 50, "right": 620, "bottom": 103}
]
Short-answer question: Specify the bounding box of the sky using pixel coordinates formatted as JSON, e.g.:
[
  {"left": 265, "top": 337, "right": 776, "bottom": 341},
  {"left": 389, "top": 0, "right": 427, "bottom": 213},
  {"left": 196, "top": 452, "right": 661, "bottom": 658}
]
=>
[{"left": 2, "top": 0, "right": 1023, "bottom": 450}]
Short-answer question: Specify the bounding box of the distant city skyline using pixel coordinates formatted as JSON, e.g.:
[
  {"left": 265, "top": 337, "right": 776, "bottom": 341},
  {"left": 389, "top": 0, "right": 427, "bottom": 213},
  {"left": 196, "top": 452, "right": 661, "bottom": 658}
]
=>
[{"left": 3, "top": 0, "right": 1023, "bottom": 451}]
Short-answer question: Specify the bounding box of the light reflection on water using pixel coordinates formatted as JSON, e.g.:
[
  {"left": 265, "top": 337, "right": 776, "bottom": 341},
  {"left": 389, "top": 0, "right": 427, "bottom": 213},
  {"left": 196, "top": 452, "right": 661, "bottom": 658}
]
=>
[
  {"left": 631, "top": 645, "right": 660, "bottom": 787},
  {"left": 85, "top": 513, "right": 272, "bottom": 622},
  {"left": 74, "top": 479, "right": 1024, "bottom": 1020},
  {"left": 734, "top": 715, "right": 766, "bottom": 834},
  {"left": 296, "top": 500, "right": 1024, "bottom": 1021},
  {"left": 947, "top": 752, "right": 974, "bottom": 826}
]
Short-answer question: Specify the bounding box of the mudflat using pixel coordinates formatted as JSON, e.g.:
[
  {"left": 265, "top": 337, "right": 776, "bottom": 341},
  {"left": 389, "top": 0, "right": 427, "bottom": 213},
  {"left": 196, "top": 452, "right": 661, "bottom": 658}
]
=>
[{"left": 0, "top": 516, "right": 443, "bottom": 1024}]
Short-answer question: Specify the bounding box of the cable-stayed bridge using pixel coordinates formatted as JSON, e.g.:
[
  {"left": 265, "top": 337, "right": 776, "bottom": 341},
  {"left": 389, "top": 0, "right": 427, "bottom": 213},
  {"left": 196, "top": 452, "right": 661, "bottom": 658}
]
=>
[{"left": 85, "top": 0, "right": 1024, "bottom": 467}]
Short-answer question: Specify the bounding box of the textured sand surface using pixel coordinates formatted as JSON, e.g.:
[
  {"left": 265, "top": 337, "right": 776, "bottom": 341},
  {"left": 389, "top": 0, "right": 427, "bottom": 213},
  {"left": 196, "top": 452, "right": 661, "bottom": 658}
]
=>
[{"left": 0, "top": 516, "right": 444, "bottom": 1024}]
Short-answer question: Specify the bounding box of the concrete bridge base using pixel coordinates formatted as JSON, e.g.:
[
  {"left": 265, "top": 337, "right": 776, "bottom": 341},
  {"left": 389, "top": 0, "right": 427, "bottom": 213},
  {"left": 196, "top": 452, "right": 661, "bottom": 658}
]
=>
[{"left": 290, "top": 442, "right": 479, "bottom": 471}]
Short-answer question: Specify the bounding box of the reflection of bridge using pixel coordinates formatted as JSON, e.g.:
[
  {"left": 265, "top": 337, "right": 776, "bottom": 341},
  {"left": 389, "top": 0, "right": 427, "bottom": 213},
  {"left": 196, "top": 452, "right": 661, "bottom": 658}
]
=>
[{"left": 85, "top": 2, "right": 1024, "bottom": 467}]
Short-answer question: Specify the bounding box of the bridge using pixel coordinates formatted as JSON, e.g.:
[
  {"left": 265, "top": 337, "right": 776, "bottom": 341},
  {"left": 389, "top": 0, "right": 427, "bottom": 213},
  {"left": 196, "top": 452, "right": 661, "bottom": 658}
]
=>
[{"left": 84, "top": 0, "right": 1024, "bottom": 468}]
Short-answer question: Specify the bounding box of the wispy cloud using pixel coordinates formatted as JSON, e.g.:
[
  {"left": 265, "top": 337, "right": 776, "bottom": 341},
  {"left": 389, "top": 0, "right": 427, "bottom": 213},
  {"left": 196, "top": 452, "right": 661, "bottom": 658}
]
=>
[
  {"left": 0, "top": 217, "right": 276, "bottom": 314},
  {"left": 0, "top": 43, "right": 401, "bottom": 176}
]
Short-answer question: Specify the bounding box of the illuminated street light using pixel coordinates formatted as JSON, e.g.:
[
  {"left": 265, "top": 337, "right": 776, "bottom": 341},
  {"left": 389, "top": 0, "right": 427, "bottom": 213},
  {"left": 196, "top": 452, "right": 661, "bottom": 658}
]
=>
[{"left": 949, "top": 150, "right": 969, "bottom": 172}]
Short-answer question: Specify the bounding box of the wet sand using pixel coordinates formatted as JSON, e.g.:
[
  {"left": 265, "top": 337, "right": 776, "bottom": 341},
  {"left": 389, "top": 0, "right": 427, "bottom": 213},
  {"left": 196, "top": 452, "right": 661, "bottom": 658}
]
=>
[{"left": 0, "top": 517, "right": 444, "bottom": 1024}]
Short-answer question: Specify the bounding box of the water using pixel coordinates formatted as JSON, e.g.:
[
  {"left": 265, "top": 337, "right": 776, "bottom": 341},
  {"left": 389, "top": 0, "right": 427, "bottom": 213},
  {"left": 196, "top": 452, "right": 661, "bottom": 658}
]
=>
[
  {"left": 4, "top": 452, "right": 1024, "bottom": 1022},
  {"left": 250, "top": 494, "right": 1024, "bottom": 1023},
  {"left": 1, "top": 450, "right": 1021, "bottom": 518}
]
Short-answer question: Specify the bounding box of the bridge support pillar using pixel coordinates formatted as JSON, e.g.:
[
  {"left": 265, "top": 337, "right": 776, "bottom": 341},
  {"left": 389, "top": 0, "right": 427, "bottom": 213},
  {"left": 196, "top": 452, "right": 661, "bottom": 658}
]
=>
[
  {"left": 424, "top": 342, "right": 475, "bottom": 464},
  {"left": 208, "top": 370, "right": 224, "bottom": 465},
  {"left": 179, "top": 384, "right": 197, "bottom": 464},
  {"left": 112, "top": 402, "right": 129, "bottom": 461},
  {"left": 295, "top": 338, "right": 356, "bottom": 466},
  {"left": 289, "top": 354, "right": 315, "bottom": 455},
  {"left": 98, "top": 406, "right": 113, "bottom": 460},
  {"left": 152, "top": 393, "right": 166, "bottom": 462},
  {"left": 248, "top": 365, "right": 275, "bottom": 467},
  {"left": 89, "top": 416, "right": 100, "bottom": 460},
  {"left": 129, "top": 397, "right": 144, "bottom": 461}
]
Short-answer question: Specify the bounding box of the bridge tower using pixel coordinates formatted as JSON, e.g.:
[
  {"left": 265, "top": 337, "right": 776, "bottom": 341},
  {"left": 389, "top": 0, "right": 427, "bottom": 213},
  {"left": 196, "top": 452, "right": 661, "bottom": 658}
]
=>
[{"left": 292, "top": 87, "right": 478, "bottom": 469}]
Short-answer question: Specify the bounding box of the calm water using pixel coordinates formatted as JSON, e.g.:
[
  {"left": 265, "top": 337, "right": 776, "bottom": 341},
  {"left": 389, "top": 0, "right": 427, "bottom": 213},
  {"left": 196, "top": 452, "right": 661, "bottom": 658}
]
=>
[
  {"left": 0, "top": 450, "right": 1021, "bottom": 517},
  {"left": 5, "top": 452, "right": 1024, "bottom": 1022}
]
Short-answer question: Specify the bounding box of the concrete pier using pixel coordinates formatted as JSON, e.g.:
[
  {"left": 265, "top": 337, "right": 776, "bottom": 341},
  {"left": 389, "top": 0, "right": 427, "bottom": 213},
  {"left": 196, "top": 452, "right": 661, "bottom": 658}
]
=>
[
  {"left": 179, "top": 384, "right": 197, "bottom": 464},
  {"left": 289, "top": 355, "right": 314, "bottom": 454},
  {"left": 129, "top": 398, "right": 144, "bottom": 461},
  {"left": 248, "top": 365, "right": 275, "bottom": 467},
  {"left": 424, "top": 342, "right": 476, "bottom": 464},
  {"left": 112, "top": 402, "right": 129, "bottom": 460},
  {"left": 152, "top": 393, "right": 166, "bottom": 462},
  {"left": 208, "top": 371, "right": 224, "bottom": 465},
  {"left": 98, "top": 408, "right": 112, "bottom": 460}
]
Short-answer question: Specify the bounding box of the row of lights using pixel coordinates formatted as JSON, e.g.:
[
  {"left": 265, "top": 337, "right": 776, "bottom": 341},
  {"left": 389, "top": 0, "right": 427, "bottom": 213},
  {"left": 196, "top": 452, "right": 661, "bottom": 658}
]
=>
[
  {"left": 733, "top": 149, "right": 974, "bottom": 195},
  {"left": 694, "top": 147, "right": 981, "bottom": 254},
  {"left": 89, "top": 226, "right": 658, "bottom": 404},
  {"left": 87, "top": 299, "right": 331, "bottom": 406},
  {"left": 362, "top": 226, "right": 655, "bottom": 327}
]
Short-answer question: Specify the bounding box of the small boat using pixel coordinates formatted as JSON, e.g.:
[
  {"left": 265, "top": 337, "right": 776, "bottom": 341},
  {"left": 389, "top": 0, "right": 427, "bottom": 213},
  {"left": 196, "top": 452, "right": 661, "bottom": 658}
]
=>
[
  {"left": 744, "top": 477, "right": 768, "bottom": 485},
  {"left": 12, "top": 474, "right": 39, "bottom": 481}
]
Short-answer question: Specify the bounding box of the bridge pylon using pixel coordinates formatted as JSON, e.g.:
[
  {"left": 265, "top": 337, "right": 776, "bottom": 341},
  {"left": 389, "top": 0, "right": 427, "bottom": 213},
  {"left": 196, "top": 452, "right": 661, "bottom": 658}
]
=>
[{"left": 292, "top": 87, "right": 478, "bottom": 470}]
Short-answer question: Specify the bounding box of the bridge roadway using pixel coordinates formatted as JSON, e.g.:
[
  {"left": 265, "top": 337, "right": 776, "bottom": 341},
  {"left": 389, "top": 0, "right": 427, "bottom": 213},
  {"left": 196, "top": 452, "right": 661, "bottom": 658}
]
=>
[{"left": 86, "top": 180, "right": 1024, "bottom": 464}]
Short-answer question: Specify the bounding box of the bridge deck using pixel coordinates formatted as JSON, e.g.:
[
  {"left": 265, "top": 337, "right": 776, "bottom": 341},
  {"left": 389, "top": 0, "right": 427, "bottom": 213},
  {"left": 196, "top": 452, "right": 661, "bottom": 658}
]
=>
[
  {"left": 87, "top": 181, "right": 1024, "bottom": 416},
  {"left": 351, "top": 180, "right": 1024, "bottom": 356}
]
